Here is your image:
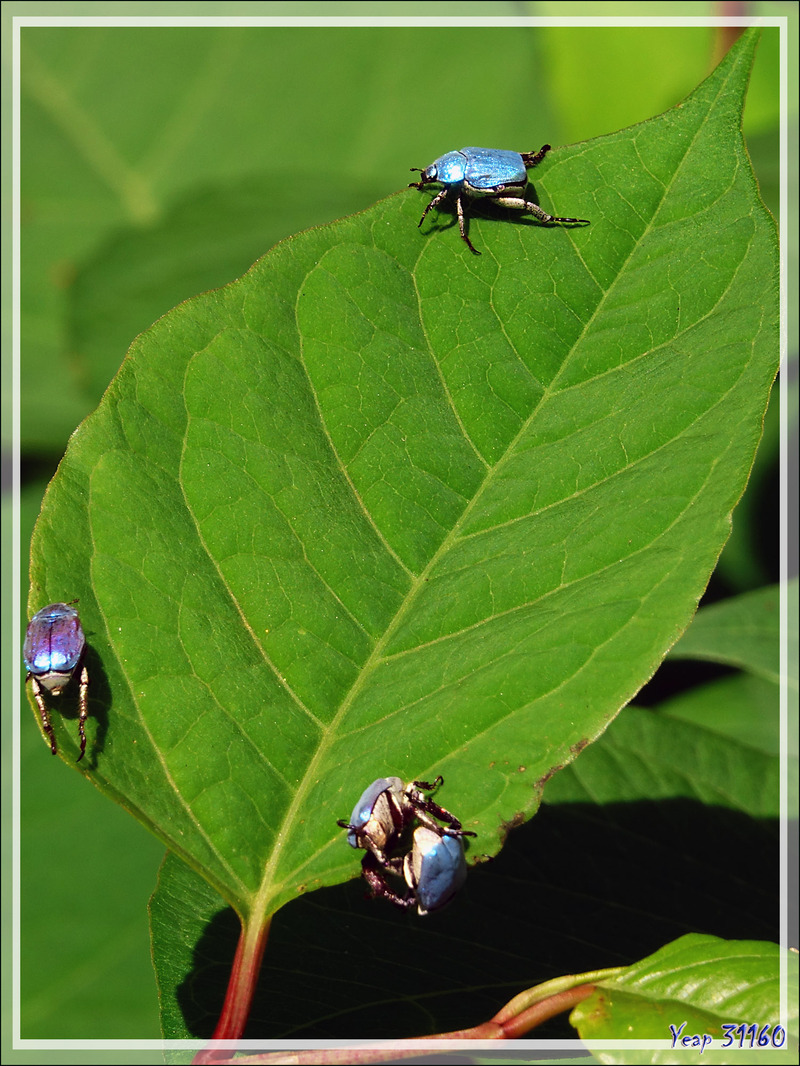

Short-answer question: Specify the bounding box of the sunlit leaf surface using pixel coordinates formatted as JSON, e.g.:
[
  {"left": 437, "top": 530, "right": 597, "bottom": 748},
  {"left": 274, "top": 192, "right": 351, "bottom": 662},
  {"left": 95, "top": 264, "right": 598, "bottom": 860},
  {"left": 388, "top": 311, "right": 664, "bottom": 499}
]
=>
[{"left": 29, "top": 34, "right": 777, "bottom": 935}]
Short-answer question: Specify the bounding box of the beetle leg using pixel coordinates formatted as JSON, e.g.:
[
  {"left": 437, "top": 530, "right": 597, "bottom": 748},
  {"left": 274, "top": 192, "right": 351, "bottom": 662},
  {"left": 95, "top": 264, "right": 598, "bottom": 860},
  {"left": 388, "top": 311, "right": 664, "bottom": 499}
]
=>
[
  {"left": 520, "top": 144, "right": 552, "bottom": 168},
  {"left": 407, "top": 796, "right": 477, "bottom": 838},
  {"left": 410, "top": 776, "right": 443, "bottom": 793},
  {"left": 542, "top": 214, "right": 590, "bottom": 225},
  {"left": 76, "top": 664, "right": 89, "bottom": 762},
  {"left": 416, "top": 188, "right": 448, "bottom": 227},
  {"left": 29, "top": 677, "right": 57, "bottom": 756},
  {"left": 455, "top": 194, "right": 480, "bottom": 255},
  {"left": 494, "top": 196, "right": 589, "bottom": 225},
  {"left": 405, "top": 777, "right": 476, "bottom": 837},
  {"left": 361, "top": 854, "right": 414, "bottom": 909}
]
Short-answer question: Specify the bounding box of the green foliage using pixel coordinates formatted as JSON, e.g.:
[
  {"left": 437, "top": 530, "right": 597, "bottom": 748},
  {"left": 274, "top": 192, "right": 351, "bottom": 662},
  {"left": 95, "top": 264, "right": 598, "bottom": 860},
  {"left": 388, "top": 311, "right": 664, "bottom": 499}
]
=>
[
  {"left": 669, "top": 583, "right": 782, "bottom": 684},
  {"left": 148, "top": 576, "right": 786, "bottom": 1040},
  {"left": 20, "top": 22, "right": 779, "bottom": 453},
  {"left": 20, "top": 22, "right": 783, "bottom": 1049},
  {"left": 571, "top": 935, "right": 797, "bottom": 1064},
  {"left": 29, "top": 25, "right": 777, "bottom": 920}
]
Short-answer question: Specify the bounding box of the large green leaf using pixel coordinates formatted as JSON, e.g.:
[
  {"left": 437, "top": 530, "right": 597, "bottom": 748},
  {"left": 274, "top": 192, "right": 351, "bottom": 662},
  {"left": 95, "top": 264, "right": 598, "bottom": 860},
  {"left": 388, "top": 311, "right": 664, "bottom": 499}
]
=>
[{"left": 28, "top": 29, "right": 777, "bottom": 937}]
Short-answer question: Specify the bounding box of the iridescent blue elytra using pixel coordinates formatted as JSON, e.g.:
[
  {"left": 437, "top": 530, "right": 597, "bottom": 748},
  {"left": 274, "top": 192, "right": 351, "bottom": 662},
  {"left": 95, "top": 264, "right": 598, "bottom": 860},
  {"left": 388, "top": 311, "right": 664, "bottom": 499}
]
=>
[
  {"left": 24, "top": 602, "right": 90, "bottom": 761},
  {"left": 405, "top": 827, "right": 467, "bottom": 916},
  {"left": 409, "top": 144, "right": 589, "bottom": 254},
  {"left": 341, "top": 776, "right": 407, "bottom": 861}
]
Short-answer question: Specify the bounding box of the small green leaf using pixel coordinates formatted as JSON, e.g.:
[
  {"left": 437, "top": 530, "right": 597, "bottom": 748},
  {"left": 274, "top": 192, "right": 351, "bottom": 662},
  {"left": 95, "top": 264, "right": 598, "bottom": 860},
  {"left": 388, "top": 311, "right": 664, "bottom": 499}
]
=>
[
  {"left": 28, "top": 31, "right": 777, "bottom": 936},
  {"left": 570, "top": 934, "right": 797, "bottom": 1064}
]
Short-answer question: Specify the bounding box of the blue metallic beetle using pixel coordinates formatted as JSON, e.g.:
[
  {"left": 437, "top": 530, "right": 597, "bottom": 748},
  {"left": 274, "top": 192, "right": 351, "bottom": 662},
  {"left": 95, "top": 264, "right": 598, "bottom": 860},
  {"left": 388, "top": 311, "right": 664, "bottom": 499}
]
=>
[
  {"left": 360, "top": 826, "right": 468, "bottom": 916},
  {"left": 409, "top": 144, "right": 589, "bottom": 254},
  {"left": 404, "top": 826, "right": 468, "bottom": 915},
  {"left": 338, "top": 776, "right": 410, "bottom": 865},
  {"left": 23, "top": 602, "right": 89, "bottom": 761},
  {"left": 338, "top": 775, "right": 474, "bottom": 914}
]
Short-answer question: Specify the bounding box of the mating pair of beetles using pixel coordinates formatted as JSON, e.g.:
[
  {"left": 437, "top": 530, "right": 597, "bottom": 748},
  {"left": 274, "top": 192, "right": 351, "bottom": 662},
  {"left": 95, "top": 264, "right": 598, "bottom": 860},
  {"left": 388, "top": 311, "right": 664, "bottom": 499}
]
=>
[{"left": 338, "top": 775, "right": 475, "bottom": 915}]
